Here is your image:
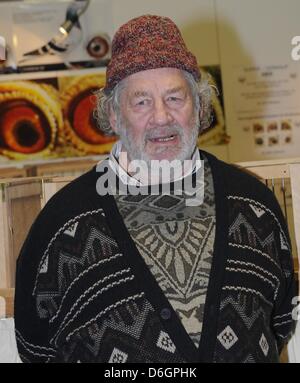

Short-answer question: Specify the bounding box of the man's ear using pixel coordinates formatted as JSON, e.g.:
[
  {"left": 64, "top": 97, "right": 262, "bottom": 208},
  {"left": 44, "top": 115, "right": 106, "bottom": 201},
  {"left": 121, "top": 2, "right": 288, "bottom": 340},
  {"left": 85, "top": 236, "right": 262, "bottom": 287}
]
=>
[
  {"left": 108, "top": 103, "right": 118, "bottom": 134},
  {"left": 198, "top": 96, "right": 204, "bottom": 124},
  {"left": 199, "top": 107, "right": 203, "bottom": 120}
]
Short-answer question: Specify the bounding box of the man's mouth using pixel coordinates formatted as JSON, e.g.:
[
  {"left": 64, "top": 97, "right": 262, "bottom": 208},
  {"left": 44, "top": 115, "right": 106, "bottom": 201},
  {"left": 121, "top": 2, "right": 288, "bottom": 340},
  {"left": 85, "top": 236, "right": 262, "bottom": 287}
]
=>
[{"left": 148, "top": 134, "right": 177, "bottom": 143}]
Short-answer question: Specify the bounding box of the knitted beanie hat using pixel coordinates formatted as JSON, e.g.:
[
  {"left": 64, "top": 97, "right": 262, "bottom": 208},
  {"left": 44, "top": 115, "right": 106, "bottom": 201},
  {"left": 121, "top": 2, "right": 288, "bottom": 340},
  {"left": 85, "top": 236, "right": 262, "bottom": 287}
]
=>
[{"left": 104, "top": 15, "right": 200, "bottom": 93}]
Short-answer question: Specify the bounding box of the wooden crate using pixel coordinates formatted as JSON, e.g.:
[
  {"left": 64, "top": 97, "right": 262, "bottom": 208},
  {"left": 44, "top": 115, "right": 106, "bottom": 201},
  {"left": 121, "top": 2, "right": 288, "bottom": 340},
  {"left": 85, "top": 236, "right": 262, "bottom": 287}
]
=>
[
  {"left": 35, "top": 158, "right": 100, "bottom": 178},
  {"left": 0, "top": 175, "right": 75, "bottom": 317},
  {"left": 41, "top": 176, "right": 75, "bottom": 208},
  {"left": 0, "top": 175, "right": 80, "bottom": 290},
  {"left": 0, "top": 167, "right": 27, "bottom": 179},
  {"left": 238, "top": 159, "right": 300, "bottom": 278},
  {"left": 0, "top": 178, "right": 43, "bottom": 289}
]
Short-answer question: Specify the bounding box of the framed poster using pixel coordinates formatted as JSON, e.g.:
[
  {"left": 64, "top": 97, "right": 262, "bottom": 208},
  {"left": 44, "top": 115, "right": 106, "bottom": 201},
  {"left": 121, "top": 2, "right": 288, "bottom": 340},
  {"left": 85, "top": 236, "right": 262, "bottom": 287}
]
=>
[
  {"left": 0, "top": 68, "right": 117, "bottom": 164},
  {"left": 0, "top": 0, "right": 112, "bottom": 74},
  {"left": 231, "top": 64, "right": 300, "bottom": 160}
]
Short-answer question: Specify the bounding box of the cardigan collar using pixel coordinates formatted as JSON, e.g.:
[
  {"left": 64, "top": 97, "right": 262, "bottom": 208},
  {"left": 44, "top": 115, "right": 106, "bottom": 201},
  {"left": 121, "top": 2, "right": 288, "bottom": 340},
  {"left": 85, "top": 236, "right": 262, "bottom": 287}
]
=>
[{"left": 99, "top": 149, "right": 229, "bottom": 362}]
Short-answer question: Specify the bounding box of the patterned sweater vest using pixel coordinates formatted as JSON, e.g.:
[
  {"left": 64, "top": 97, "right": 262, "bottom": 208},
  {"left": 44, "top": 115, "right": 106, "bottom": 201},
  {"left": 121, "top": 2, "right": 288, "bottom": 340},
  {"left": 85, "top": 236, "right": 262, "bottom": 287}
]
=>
[{"left": 114, "top": 154, "right": 216, "bottom": 348}]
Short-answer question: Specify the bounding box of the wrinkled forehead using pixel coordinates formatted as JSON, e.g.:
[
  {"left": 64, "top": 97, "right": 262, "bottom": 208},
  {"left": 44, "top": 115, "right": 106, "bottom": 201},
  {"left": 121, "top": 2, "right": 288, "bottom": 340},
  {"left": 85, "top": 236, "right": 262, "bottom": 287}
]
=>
[{"left": 121, "top": 67, "right": 191, "bottom": 96}]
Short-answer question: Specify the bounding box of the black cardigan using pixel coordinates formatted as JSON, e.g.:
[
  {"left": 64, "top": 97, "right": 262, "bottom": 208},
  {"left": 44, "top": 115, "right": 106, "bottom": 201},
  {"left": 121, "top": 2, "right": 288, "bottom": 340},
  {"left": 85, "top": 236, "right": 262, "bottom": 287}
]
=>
[{"left": 14, "top": 151, "right": 297, "bottom": 363}]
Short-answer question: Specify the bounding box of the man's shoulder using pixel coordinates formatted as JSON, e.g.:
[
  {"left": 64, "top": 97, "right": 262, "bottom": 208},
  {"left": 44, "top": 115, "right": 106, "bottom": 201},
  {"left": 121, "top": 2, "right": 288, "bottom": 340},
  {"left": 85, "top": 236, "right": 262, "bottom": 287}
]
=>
[
  {"left": 202, "top": 150, "right": 282, "bottom": 213},
  {"left": 31, "top": 165, "right": 106, "bottom": 241},
  {"left": 44, "top": 166, "right": 98, "bottom": 211},
  {"left": 17, "top": 164, "right": 112, "bottom": 280}
]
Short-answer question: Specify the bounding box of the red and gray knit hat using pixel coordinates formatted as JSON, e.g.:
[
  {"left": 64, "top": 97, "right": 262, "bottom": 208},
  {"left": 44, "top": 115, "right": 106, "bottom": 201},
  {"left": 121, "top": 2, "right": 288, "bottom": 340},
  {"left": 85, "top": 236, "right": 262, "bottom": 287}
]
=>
[{"left": 104, "top": 15, "right": 200, "bottom": 94}]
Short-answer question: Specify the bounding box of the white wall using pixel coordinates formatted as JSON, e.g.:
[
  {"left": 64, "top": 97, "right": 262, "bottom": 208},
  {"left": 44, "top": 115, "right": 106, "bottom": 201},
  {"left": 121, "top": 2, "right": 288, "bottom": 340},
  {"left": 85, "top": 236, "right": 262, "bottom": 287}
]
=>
[{"left": 112, "top": 0, "right": 219, "bottom": 65}]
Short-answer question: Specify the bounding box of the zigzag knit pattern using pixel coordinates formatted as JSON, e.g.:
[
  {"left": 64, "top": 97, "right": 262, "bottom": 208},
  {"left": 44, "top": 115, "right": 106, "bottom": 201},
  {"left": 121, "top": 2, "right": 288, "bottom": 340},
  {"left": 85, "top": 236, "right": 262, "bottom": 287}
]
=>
[{"left": 213, "top": 195, "right": 295, "bottom": 362}]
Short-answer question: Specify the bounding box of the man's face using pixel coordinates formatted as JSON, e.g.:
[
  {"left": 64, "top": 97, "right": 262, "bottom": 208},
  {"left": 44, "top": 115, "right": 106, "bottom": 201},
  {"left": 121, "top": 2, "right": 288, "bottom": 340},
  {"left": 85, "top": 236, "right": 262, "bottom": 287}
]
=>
[{"left": 110, "top": 68, "right": 199, "bottom": 163}]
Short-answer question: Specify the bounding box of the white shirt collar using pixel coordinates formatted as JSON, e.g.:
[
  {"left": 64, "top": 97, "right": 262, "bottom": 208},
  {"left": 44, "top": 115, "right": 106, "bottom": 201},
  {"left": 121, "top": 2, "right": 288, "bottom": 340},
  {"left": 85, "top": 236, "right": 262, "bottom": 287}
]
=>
[{"left": 108, "top": 140, "right": 201, "bottom": 186}]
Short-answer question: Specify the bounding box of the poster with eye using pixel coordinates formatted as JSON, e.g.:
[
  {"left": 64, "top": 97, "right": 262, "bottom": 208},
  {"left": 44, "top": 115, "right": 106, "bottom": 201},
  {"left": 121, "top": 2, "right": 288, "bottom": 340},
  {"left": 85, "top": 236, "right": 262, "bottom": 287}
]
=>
[
  {"left": 57, "top": 71, "right": 117, "bottom": 156},
  {"left": 0, "top": 68, "right": 117, "bottom": 163},
  {"left": 0, "top": 0, "right": 112, "bottom": 74},
  {"left": 231, "top": 64, "right": 300, "bottom": 160},
  {"left": 0, "top": 65, "right": 226, "bottom": 163}
]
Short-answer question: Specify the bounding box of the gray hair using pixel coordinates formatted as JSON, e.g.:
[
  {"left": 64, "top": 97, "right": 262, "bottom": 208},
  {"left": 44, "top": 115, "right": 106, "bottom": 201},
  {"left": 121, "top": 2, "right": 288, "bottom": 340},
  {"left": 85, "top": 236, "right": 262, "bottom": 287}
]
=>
[{"left": 94, "top": 69, "right": 215, "bottom": 135}]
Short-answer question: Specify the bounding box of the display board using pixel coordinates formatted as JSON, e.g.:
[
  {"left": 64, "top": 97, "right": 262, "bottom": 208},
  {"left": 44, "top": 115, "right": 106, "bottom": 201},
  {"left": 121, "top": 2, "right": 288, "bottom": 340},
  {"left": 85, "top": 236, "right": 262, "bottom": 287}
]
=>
[
  {"left": 216, "top": 0, "right": 300, "bottom": 161},
  {"left": 0, "top": 0, "right": 112, "bottom": 73},
  {"left": 1, "top": 0, "right": 300, "bottom": 163},
  {"left": 0, "top": 0, "right": 226, "bottom": 165}
]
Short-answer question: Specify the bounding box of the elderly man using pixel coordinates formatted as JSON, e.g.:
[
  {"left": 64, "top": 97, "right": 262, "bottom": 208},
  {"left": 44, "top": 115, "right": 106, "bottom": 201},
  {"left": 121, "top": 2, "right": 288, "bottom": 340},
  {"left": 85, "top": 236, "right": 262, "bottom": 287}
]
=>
[{"left": 15, "top": 15, "right": 297, "bottom": 363}]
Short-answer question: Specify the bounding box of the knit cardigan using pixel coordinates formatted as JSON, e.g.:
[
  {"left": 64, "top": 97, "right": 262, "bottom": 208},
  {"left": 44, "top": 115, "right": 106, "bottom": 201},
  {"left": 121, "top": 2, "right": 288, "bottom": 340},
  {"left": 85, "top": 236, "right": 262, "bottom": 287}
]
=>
[{"left": 14, "top": 151, "right": 297, "bottom": 363}]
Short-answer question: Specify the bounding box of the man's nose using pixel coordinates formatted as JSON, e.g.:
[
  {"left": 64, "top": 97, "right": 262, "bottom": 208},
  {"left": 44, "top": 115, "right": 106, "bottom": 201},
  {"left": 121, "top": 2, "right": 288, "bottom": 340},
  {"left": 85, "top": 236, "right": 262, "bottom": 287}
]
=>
[{"left": 150, "top": 99, "right": 173, "bottom": 126}]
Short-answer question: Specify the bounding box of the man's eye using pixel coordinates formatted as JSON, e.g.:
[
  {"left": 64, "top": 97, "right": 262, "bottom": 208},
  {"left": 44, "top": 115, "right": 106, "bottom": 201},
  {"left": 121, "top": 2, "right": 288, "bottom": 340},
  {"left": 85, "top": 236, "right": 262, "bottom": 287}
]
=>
[
  {"left": 136, "top": 99, "right": 149, "bottom": 106},
  {"left": 167, "top": 96, "right": 181, "bottom": 102}
]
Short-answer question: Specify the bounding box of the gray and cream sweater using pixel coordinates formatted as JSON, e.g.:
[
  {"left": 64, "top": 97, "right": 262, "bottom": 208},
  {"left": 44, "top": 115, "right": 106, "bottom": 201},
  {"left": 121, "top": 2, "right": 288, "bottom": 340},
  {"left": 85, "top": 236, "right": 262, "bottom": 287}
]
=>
[
  {"left": 113, "top": 153, "right": 215, "bottom": 348},
  {"left": 14, "top": 150, "right": 297, "bottom": 363}
]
